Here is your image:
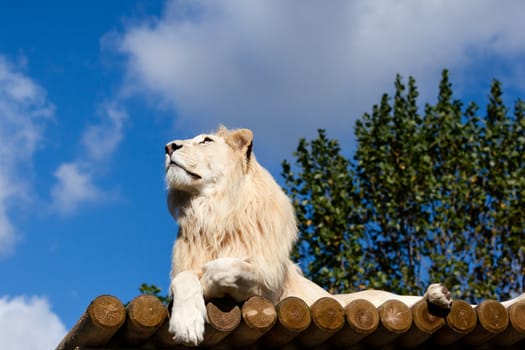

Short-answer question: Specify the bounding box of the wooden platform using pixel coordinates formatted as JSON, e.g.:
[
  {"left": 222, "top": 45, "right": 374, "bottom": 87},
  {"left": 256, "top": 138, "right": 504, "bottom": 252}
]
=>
[{"left": 56, "top": 294, "right": 525, "bottom": 349}]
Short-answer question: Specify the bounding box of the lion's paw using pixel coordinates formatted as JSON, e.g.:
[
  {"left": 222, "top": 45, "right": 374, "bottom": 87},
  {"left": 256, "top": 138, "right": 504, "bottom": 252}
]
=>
[
  {"left": 201, "top": 257, "right": 257, "bottom": 300},
  {"left": 202, "top": 258, "right": 241, "bottom": 286},
  {"left": 169, "top": 271, "right": 208, "bottom": 345},
  {"left": 169, "top": 300, "right": 207, "bottom": 346},
  {"left": 425, "top": 283, "right": 452, "bottom": 308},
  {"left": 201, "top": 258, "right": 246, "bottom": 290}
]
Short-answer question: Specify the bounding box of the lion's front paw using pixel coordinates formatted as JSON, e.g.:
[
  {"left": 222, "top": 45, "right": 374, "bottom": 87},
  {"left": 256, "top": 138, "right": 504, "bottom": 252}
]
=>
[
  {"left": 202, "top": 258, "right": 241, "bottom": 290},
  {"left": 169, "top": 271, "right": 208, "bottom": 345},
  {"left": 425, "top": 283, "right": 452, "bottom": 308},
  {"left": 201, "top": 257, "right": 257, "bottom": 300},
  {"left": 169, "top": 294, "right": 207, "bottom": 345}
]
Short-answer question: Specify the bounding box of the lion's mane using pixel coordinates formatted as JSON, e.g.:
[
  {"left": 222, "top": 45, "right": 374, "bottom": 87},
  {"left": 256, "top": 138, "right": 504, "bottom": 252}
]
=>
[{"left": 168, "top": 127, "right": 298, "bottom": 302}]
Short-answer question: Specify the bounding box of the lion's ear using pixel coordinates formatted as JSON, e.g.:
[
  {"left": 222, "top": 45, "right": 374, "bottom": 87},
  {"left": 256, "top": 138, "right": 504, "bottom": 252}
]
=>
[{"left": 230, "top": 128, "right": 253, "bottom": 160}]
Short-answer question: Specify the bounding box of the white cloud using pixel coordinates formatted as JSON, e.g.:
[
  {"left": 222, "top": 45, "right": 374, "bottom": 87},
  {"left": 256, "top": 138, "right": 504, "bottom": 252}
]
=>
[
  {"left": 50, "top": 102, "right": 127, "bottom": 214},
  {"left": 50, "top": 163, "right": 104, "bottom": 214},
  {"left": 0, "top": 295, "right": 66, "bottom": 350},
  {"left": 0, "top": 55, "right": 54, "bottom": 256},
  {"left": 117, "top": 0, "right": 525, "bottom": 159},
  {"left": 0, "top": 55, "right": 125, "bottom": 235},
  {"left": 82, "top": 102, "right": 127, "bottom": 162}
]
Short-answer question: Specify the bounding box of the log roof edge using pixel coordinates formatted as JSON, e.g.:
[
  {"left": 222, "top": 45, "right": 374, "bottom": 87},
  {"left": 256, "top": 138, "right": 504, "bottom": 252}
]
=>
[{"left": 57, "top": 294, "right": 525, "bottom": 350}]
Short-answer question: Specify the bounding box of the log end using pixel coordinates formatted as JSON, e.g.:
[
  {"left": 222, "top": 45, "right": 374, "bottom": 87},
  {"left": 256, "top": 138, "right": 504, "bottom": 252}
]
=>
[
  {"left": 56, "top": 295, "right": 126, "bottom": 350},
  {"left": 445, "top": 299, "right": 477, "bottom": 334},
  {"left": 345, "top": 299, "right": 379, "bottom": 334},
  {"left": 412, "top": 299, "right": 446, "bottom": 334},
  {"left": 202, "top": 298, "right": 241, "bottom": 346},
  {"left": 242, "top": 296, "right": 277, "bottom": 330},
  {"left": 378, "top": 299, "right": 412, "bottom": 333},
  {"left": 88, "top": 295, "right": 126, "bottom": 330},
  {"left": 206, "top": 298, "right": 242, "bottom": 333},
  {"left": 310, "top": 297, "right": 345, "bottom": 332},
  {"left": 276, "top": 297, "right": 311, "bottom": 332},
  {"left": 477, "top": 299, "right": 509, "bottom": 334},
  {"left": 127, "top": 294, "right": 166, "bottom": 329},
  {"left": 508, "top": 299, "right": 525, "bottom": 334}
]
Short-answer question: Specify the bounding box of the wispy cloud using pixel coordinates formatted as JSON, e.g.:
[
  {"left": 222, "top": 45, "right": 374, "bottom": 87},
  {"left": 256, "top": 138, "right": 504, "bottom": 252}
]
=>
[
  {"left": 0, "top": 295, "right": 66, "bottom": 350},
  {"left": 117, "top": 0, "right": 525, "bottom": 157},
  {"left": 0, "top": 54, "right": 127, "bottom": 247},
  {"left": 50, "top": 102, "right": 127, "bottom": 214},
  {"left": 50, "top": 163, "right": 104, "bottom": 214},
  {"left": 82, "top": 102, "right": 127, "bottom": 162},
  {"left": 0, "top": 55, "right": 54, "bottom": 256}
]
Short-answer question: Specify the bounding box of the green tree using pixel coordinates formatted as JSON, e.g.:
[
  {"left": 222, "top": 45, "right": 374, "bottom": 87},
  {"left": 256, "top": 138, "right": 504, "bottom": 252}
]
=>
[
  {"left": 283, "top": 70, "right": 525, "bottom": 302},
  {"left": 282, "top": 132, "right": 368, "bottom": 293},
  {"left": 138, "top": 283, "right": 171, "bottom": 306}
]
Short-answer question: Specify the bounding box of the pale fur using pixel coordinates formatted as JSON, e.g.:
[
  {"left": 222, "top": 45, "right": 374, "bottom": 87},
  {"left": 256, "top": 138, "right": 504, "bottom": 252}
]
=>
[
  {"left": 167, "top": 127, "right": 296, "bottom": 303},
  {"left": 165, "top": 127, "right": 455, "bottom": 345}
]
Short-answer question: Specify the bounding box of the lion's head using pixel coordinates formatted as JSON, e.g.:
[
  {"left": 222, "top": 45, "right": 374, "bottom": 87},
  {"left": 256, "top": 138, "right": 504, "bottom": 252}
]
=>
[{"left": 165, "top": 127, "right": 253, "bottom": 196}]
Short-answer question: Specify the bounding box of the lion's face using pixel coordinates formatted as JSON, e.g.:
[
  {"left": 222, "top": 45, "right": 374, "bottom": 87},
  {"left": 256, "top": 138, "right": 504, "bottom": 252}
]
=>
[{"left": 165, "top": 128, "right": 253, "bottom": 195}]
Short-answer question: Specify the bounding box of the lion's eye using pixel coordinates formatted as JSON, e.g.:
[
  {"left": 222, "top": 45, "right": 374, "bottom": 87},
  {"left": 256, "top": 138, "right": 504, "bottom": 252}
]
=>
[{"left": 200, "top": 137, "right": 214, "bottom": 144}]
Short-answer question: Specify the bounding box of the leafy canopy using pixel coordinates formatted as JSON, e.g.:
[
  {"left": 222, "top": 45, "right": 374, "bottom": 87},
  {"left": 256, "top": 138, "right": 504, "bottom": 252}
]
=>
[{"left": 282, "top": 70, "right": 525, "bottom": 302}]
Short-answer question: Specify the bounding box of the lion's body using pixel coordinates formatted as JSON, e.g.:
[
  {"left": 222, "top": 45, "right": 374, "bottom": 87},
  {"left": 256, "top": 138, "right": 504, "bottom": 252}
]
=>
[
  {"left": 169, "top": 134, "right": 297, "bottom": 303},
  {"left": 164, "top": 127, "right": 452, "bottom": 345}
]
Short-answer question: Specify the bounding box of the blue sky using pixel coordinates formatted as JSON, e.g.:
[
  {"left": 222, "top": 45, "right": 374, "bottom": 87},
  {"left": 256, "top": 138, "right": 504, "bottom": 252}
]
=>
[{"left": 1, "top": 1, "right": 525, "bottom": 348}]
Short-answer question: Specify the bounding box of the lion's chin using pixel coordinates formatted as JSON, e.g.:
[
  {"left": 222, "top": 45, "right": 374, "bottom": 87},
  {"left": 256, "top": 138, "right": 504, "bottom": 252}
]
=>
[
  {"left": 166, "top": 168, "right": 202, "bottom": 192},
  {"left": 168, "top": 162, "right": 202, "bottom": 180}
]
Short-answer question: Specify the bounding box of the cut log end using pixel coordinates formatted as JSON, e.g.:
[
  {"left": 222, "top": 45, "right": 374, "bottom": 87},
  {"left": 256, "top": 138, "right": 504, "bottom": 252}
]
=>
[
  {"left": 89, "top": 295, "right": 127, "bottom": 329},
  {"left": 242, "top": 295, "right": 277, "bottom": 330},
  {"left": 118, "top": 295, "right": 167, "bottom": 346},
  {"left": 477, "top": 299, "right": 509, "bottom": 334},
  {"left": 345, "top": 299, "right": 380, "bottom": 334},
  {"left": 330, "top": 299, "right": 379, "bottom": 348},
  {"left": 260, "top": 297, "right": 311, "bottom": 347},
  {"left": 276, "top": 296, "right": 311, "bottom": 332},
  {"left": 378, "top": 299, "right": 412, "bottom": 333},
  {"left": 310, "top": 297, "right": 345, "bottom": 332},
  {"left": 491, "top": 300, "right": 525, "bottom": 346},
  {"left": 297, "top": 297, "right": 344, "bottom": 346},
  {"left": 508, "top": 300, "right": 525, "bottom": 334},
  {"left": 446, "top": 299, "right": 477, "bottom": 334},
  {"left": 226, "top": 296, "right": 276, "bottom": 346},
  {"left": 56, "top": 295, "right": 126, "bottom": 350},
  {"left": 202, "top": 298, "right": 241, "bottom": 345},
  {"left": 412, "top": 299, "right": 446, "bottom": 333},
  {"left": 127, "top": 294, "right": 166, "bottom": 329}
]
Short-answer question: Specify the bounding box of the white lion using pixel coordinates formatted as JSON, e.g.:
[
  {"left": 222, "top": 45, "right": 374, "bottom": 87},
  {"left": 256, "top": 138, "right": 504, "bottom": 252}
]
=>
[{"left": 164, "top": 127, "right": 452, "bottom": 345}]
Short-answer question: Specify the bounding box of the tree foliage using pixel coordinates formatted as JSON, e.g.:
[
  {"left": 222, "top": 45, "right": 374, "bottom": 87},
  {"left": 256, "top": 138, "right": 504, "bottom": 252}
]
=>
[
  {"left": 281, "top": 132, "right": 365, "bottom": 293},
  {"left": 282, "top": 70, "right": 525, "bottom": 302},
  {"left": 138, "top": 283, "right": 171, "bottom": 306}
]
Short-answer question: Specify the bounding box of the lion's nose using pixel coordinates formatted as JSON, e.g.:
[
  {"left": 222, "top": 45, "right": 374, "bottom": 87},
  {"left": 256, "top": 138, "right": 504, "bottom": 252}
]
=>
[{"left": 165, "top": 142, "right": 182, "bottom": 156}]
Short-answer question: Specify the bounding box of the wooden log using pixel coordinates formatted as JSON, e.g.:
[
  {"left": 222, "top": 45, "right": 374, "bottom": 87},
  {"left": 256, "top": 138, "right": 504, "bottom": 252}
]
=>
[
  {"left": 365, "top": 299, "right": 412, "bottom": 348},
  {"left": 432, "top": 299, "right": 477, "bottom": 345},
  {"left": 330, "top": 299, "right": 379, "bottom": 348},
  {"left": 491, "top": 299, "right": 525, "bottom": 346},
  {"left": 397, "top": 299, "right": 446, "bottom": 348},
  {"left": 226, "top": 296, "right": 277, "bottom": 346},
  {"left": 462, "top": 300, "right": 509, "bottom": 346},
  {"left": 55, "top": 295, "right": 126, "bottom": 350},
  {"left": 151, "top": 298, "right": 240, "bottom": 347},
  {"left": 202, "top": 298, "right": 242, "bottom": 346},
  {"left": 262, "top": 297, "right": 311, "bottom": 347},
  {"left": 150, "top": 316, "right": 178, "bottom": 348},
  {"left": 116, "top": 294, "right": 166, "bottom": 346},
  {"left": 297, "top": 297, "right": 345, "bottom": 347}
]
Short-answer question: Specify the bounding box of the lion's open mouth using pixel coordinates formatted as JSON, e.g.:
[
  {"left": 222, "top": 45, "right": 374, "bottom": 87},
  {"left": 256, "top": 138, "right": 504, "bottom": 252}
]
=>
[{"left": 169, "top": 160, "right": 202, "bottom": 179}]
